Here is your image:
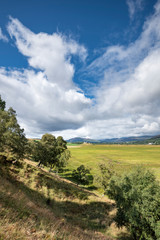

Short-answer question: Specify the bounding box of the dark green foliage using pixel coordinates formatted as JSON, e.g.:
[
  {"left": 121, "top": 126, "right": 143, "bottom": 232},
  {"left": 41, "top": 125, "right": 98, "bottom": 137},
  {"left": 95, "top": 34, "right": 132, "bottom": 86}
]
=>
[
  {"left": 0, "top": 96, "right": 27, "bottom": 161},
  {"left": 31, "top": 141, "right": 47, "bottom": 164},
  {"left": 72, "top": 165, "right": 93, "bottom": 185},
  {"left": 41, "top": 133, "right": 57, "bottom": 148},
  {"left": 55, "top": 148, "right": 70, "bottom": 171},
  {"left": 54, "top": 136, "right": 70, "bottom": 171},
  {"left": 95, "top": 162, "right": 115, "bottom": 192},
  {"left": 0, "top": 96, "right": 6, "bottom": 111},
  {"left": 32, "top": 133, "right": 70, "bottom": 170},
  {"left": 107, "top": 167, "right": 160, "bottom": 240}
]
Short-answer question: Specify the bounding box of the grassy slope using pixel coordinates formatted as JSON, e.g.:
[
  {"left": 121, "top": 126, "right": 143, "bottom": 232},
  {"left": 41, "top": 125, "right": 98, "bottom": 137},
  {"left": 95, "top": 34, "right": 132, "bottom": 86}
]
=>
[
  {"left": 67, "top": 144, "right": 160, "bottom": 181},
  {"left": 1, "top": 144, "right": 158, "bottom": 239},
  {"left": 0, "top": 160, "right": 130, "bottom": 240}
]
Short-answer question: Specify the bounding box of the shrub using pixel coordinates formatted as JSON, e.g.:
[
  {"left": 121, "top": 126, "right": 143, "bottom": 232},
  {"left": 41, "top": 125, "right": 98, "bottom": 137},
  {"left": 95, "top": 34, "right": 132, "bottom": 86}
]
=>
[
  {"left": 95, "top": 162, "right": 115, "bottom": 193},
  {"left": 72, "top": 165, "right": 93, "bottom": 185},
  {"left": 107, "top": 167, "right": 160, "bottom": 240}
]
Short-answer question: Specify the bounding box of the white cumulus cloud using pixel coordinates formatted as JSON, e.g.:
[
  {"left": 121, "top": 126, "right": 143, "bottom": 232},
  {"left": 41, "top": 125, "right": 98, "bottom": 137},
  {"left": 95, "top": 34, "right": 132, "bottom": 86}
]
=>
[
  {"left": 81, "top": 0, "right": 160, "bottom": 139},
  {"left": 61, "top": 0, "right": 160, "bottom": 140},
  {"left": 1, "top": 0, "right": 160, "bottom": 140},
  {"left": 0, "top": 17, "right": 91, "bottom": 137}
]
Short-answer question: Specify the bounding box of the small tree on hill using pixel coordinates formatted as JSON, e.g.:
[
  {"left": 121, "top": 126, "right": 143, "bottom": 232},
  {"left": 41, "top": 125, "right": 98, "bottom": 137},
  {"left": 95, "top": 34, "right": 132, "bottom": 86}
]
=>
[
  {"left": 72, "top": 165, "right": 92, "bottom": 185},
  {"left": 94, "top": 162, "right": 115, "bottom": 193},
  {"left": 31, "top": 141, "right": 48, "bottom": 166},
  {"left": 32, "top": 134, "right": 70, "bottom": 171},
  {"left": 55, "top": 136, "right": 70, "bottom": 171}
]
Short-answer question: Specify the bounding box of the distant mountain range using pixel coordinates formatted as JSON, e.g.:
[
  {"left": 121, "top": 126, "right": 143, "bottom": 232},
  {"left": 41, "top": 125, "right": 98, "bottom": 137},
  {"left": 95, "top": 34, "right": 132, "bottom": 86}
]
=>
[{"left": 67, "top": 135, "right": 160, "bottom": 144}]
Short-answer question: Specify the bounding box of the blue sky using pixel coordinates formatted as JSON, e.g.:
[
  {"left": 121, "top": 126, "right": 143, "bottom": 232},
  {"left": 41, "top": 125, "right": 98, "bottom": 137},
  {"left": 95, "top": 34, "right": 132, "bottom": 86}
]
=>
[{"left": 0, "top": 0, "right": 160, "bottom": 139}]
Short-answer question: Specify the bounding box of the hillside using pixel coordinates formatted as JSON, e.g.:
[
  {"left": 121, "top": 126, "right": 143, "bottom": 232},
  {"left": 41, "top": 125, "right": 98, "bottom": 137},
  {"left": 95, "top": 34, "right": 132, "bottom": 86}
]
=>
[
  {"left": 135, "top": 135, "right": 160, "bottom": 145},
  {"left": 67, "top": 135, "right": 154, "bottom": 144},
  {"left": 67, "top": 137, "right": 100, "bottom": 144},
  {"left": 0, "top": 159, "right": 130, "bottom": 240}
]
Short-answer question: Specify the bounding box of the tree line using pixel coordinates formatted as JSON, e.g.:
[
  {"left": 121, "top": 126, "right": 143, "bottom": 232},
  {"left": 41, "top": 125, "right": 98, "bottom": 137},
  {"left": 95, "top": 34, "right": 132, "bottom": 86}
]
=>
[
  {"left": 0, "top": 95, "right": 70, "bottom": 170},
  {"left": 0, "top": 96, "right": 27, "bottom": 161}
]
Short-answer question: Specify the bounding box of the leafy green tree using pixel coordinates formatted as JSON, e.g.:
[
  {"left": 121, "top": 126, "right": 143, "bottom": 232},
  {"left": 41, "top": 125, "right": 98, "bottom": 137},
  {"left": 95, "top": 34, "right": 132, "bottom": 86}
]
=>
[
  {"left": 54, "top": 148, "right": 70, "bottom": 172},
  {"left": 41, "top": 133, "right": 56, "bottom": 146},
  {"left": 32, "top": 134, "right": 70, "bottom": 170},
  {"left": 94, "top": 162, "right": 115, "bottom": 193},
  {"left": 72, "top": 165, "right": 92, "bottom": 185},
  {"left": 31, "top": 140, "right": 47, "bottom": 166},
  {"left": 0, "top": 96, "right": 27, "bottom": 161},
  {"left": 0, "top": 96, "right": 6, "bottom": 111},
  {"left": 107, "top": 167, "right": 160, "bottom": 240},
  {"left": 41, "top": 133, "right": 57, "bottom": 167},
  {"left": 55, "top": 136, "right": 70, "bottom": 170},
  {"left": 56, "top": 136, "right": 67, "bottom": 150}
]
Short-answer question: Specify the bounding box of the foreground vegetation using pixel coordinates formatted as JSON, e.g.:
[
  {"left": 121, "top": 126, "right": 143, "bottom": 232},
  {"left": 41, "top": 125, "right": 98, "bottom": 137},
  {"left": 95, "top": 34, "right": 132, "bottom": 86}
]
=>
[
  {"left": 1, "top": 95, "right": 160, "bottom": 239},
  {"left": 0, "top": 160, "right": 130, "bottom": 240},
  {"left": 107, "top": 167, "right": 160, "bottom": 239}
]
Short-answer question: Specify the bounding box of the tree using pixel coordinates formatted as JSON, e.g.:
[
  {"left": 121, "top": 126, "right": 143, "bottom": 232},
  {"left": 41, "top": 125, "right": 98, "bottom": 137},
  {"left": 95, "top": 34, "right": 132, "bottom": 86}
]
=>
[
  {"left": 107, "top": 167, "right": 160, "bottom": 240},
  {"left": 32, "top": 134, "right": 70, "bottom": 170},
  {"left": 54, "top": 148, "right": 70, "bottom": 172},
  {"left": 0, "top": 96, "right": 6, "bottom": 111},
  {"left": 0, "top": 96, "right": 27, "bottom": 161},
  {"left": 72, "top": 165, "right": 92, "bottom": 185},
  {"left": 55, "top": 136, "right": 70, "bottom": 171},
  {"left": 94, "top": 162, "right": 115, "bottom": 193},
  {"left": 41, "top": 133, "right": 56, "bottom": 146},
  {"left": 31, "top": 140, "right": 48, "bottom": 166}
]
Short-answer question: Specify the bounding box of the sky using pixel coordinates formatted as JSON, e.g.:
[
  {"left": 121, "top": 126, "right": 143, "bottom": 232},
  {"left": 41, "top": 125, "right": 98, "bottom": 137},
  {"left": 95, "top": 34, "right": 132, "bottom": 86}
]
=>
[{"left": 0, "top": 0, "right": 160, "bottom": 140}]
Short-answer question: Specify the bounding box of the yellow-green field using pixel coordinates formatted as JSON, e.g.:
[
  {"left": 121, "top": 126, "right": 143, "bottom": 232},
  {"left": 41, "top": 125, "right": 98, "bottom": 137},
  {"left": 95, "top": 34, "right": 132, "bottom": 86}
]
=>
[{"left": 68, "top": 144, "right": 160, "bottom": 181}]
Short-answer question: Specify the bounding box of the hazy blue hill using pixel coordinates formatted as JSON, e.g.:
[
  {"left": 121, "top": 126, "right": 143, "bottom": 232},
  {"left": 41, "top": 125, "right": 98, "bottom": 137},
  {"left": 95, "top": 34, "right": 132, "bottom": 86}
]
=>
[
  {"left": 67, "top": 135, "right": 155, "bottom": 144},
  {"left": 67, "top": 137, "right": 100, "bottom": 143},
  {"left": 136, "top": 135, "right": 160, "bottom": 144}
]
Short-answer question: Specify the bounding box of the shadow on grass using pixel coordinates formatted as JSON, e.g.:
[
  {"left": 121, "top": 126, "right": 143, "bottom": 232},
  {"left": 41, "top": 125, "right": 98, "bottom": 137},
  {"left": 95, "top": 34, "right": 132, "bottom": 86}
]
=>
[
  {"left": 60, "top": 172, "right": 96, "bottom": 191},
  {"left": 0, "top": 164, "right": 115, "bottom": 233},
  {"left": 58, "top": 168, "right": 70, "bottom": 173},
  {"left": 85, "top": 185, "right": 98, "bottom": 191},
  {"left": 116, "top": 233, "right": 133, "bottom": 240},
  {"left": 59, "top": 173, "right": 85, "bottom": 185}
]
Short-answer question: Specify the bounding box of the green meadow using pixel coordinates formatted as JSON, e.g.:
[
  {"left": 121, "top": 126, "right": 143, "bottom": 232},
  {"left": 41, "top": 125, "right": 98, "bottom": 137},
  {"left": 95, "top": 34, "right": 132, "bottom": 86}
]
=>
[{"left": 67, "top": 144, "right": 160, "bottom": 181}]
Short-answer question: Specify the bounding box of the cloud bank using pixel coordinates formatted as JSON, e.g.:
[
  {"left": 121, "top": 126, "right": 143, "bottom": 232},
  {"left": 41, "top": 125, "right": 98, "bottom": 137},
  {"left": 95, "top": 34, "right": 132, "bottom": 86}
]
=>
[
  {"left": 58, "top": 0, "right": 160, "bottom": 139},
  {"left": 0, "top": 17, "right": 91, "bottom": 137},
  {"left": 1, "top": 1, "right": 160, "bottom": 139}
]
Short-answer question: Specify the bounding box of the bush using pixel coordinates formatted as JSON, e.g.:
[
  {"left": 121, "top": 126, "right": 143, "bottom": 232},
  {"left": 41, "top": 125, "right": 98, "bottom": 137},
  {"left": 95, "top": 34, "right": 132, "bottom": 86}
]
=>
[
  {"left": 107, "top": 167, "right": 160, "bottom": 240},
  {"left": 72, "top": 165, "right": 93, "bottom": 185},
  {"left": 95, "top": 162, "right": 115, "bottom": 193}
]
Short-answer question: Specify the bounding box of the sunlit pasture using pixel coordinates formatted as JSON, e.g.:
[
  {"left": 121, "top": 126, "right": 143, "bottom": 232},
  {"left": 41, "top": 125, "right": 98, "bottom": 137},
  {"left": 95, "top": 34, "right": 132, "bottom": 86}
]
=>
[{"left": 68, "top": 144, "right": 160, "bottom": 180}]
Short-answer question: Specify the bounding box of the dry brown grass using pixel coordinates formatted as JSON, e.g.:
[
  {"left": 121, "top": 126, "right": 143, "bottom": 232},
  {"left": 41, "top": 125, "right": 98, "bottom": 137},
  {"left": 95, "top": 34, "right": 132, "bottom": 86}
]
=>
[{"left": 0, "top": 161, "right": 131, "bottom": 240}]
